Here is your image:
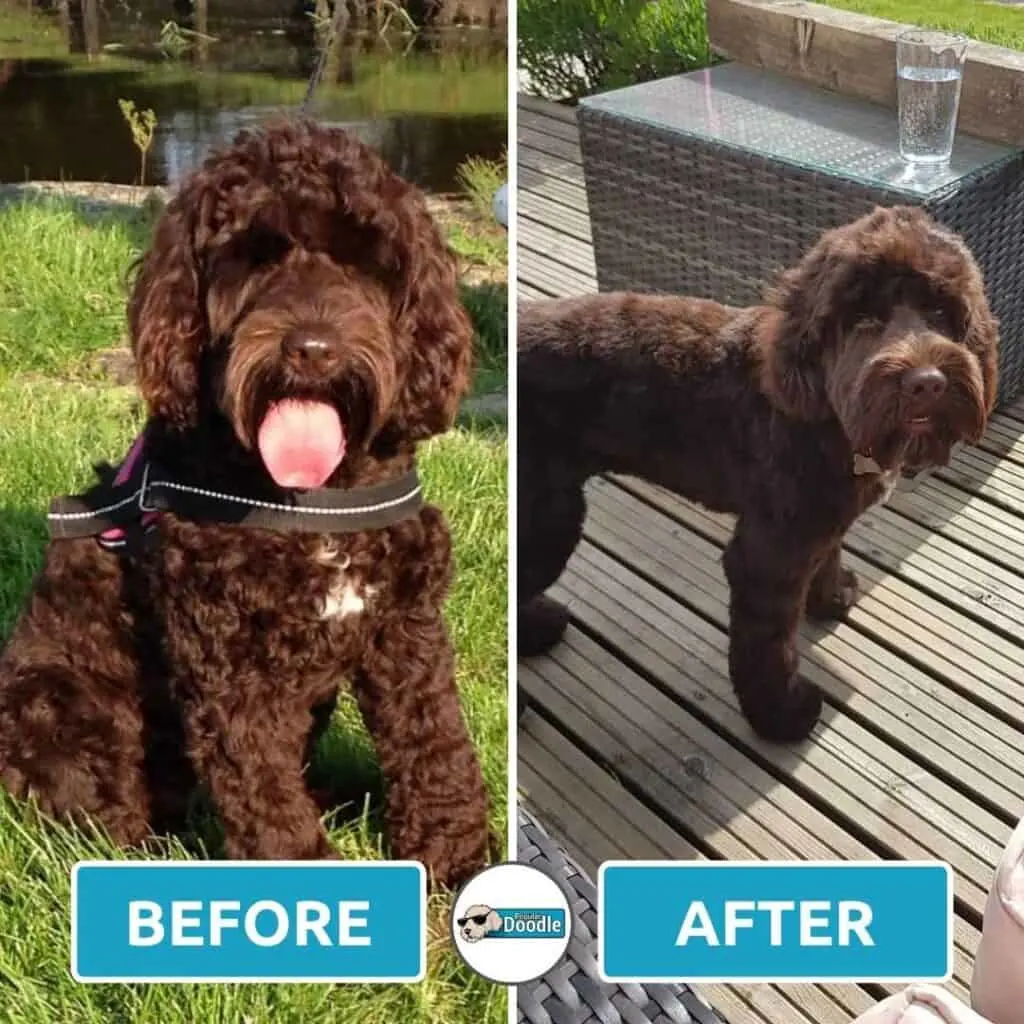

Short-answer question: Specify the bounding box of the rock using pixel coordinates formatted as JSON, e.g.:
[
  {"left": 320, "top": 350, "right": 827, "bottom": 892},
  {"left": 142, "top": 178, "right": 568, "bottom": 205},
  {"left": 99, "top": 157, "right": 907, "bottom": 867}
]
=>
[
  {"left": 0, "top": 181, "right": 170, "bottom": 217},
  {"left": 461, "top": 391, "right": 507, "bottom": 421}
]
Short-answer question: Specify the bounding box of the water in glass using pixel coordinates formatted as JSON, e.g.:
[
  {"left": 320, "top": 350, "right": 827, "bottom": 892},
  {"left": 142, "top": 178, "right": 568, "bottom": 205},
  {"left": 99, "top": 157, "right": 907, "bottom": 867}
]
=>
[{"left": 898, "top": 64, "right": 963, "bottom": 163}]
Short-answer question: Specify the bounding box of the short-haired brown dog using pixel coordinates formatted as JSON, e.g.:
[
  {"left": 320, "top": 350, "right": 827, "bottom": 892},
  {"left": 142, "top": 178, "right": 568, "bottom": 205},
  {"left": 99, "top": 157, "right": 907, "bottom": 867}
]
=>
[{"left": 518, "top": 206, "right": 998, "bottom": 742}]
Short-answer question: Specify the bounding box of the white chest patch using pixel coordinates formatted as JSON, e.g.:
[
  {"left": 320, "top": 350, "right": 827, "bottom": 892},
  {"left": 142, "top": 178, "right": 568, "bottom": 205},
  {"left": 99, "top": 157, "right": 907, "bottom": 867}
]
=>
[
  {"left": 322, "top": 579, "right": 368, "bottom": 620},
  {"left": 314, "top": 541, "right": 377, "bottom": 621},
  {"left": 854, "top": 454, "right": 901, "bottom": 508}
]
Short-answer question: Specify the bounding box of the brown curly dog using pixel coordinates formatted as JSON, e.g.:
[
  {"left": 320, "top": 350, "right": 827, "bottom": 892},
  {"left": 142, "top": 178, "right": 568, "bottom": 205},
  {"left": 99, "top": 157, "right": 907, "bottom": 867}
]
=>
[
  {"left": 0, "top": 120, "right": 491, "bottom": 889},
  {"left": 518, "top": 206, "right": 998, "bottom": 743}
]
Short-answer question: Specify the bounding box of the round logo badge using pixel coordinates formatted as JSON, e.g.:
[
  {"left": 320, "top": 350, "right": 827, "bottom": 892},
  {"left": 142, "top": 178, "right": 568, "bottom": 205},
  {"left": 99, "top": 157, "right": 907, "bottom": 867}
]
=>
[{"left": 450, "top": 862, "right": 573, "bottom": 984}]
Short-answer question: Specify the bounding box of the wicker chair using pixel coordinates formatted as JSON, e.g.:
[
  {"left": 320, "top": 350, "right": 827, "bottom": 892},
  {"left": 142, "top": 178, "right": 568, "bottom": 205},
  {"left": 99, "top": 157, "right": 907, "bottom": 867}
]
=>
[{"left": 517, "top": 808, "right": 727, "bottom": 1024}]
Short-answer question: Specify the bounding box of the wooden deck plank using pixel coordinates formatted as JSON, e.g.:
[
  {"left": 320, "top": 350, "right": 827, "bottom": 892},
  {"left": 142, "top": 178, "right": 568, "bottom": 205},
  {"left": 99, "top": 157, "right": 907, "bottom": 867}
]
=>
[
  {"left": 518, "top": 189, "right": 592, "bottom": 242},
  {"left": 518, "top": 92, "right": 577, "bottom": 123},
  {"left": 518, "top": 247, "right": 596, "bottom": 298},
  {"left": 517, "top": 281, "right": 547, "bottom": 303},
  {"left": 551, "top": 637, "right": 869, "bottom": 863},
  {"left": 523, "top": 639, "right": 978, "bottom": 1011},
  {"left": 947, "top": 441, "right": 1024, "bottom": 490},
  {"left": 519, "top": 105, "right": 581, "bottom": 144},
  {"left": 561, "top": 618, "right": 1001, "bottom": 901},
  {"left": 712, "top": 982, "right": 872, "bottom": 1024},
  {"left": 583, "top": 497, "right": 1022, "bottom": 818},
  {"left": 575, "top": 499, "right": 1012, "bottom": 866},
  {"left": 519, "top": 759, "right": 626, "bottom": 869},
  {"left": 977, "top": 413, "right": 1024, "bottom": 468},
  {"left": 553, "top": 550, "right": 991, "bottom": 971},
  {"left": 547, "top": 553, "right": 978, "bottom": 1001},
  {"left": 888, "top": 477, "right": 1024, "bottom": 578},
  {"left": 521, "top": 715, "right": 879, "bottom": 1024},
  {"left": 521, "top": 660, "right": 770, "bottom": 861},
  {"left": 584, "top": 480, "right": 1024, "bottom": 818},
  {"left": 519, "top": 216, "right": 596, "bottom": 276},
  {"left": 1001, "top": 394, "right": 1024, "bottom": 423},
  {"left": 519, "top": 125, "right": 583, "bottom": 165},
  {"left": 936, "top": 446, "right": 1024, "bottom": 518},
  {"left": 614, "top": 477, "right": 1024, "bottom": 725},
  {"left": 519, "top": 146, "right": 586, "bottom": 189},
  {"left": 518, "top": 167, "right": 590, "bottom": 215},
  {"left": 521, "top": 711, "right": 700, "bottom": 861},
  {"left": 845, "top": 511, "right": 1024, "bottom": 638},
  {"left": 709, "top": 986, "right": 839, "bottom": 1024}
]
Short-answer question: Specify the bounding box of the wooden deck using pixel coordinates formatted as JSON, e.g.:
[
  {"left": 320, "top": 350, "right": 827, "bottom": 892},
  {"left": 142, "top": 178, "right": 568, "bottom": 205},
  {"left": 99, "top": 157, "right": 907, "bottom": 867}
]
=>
[{"left": 517, "top": 93, "right": 1024, "bottom": 1023}]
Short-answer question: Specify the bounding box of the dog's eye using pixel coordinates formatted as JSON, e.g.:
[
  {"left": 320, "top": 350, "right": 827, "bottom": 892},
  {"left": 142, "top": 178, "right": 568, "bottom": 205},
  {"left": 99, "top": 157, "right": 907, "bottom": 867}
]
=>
[{"left": 925, "top": 305, "right": 958, "bottom": 334}]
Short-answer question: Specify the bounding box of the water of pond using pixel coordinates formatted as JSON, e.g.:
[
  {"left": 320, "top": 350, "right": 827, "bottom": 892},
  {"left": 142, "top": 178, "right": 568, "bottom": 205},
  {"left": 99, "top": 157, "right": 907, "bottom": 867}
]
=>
[{"left": 0, "top": 2, "right": 507, "bottom": 193}]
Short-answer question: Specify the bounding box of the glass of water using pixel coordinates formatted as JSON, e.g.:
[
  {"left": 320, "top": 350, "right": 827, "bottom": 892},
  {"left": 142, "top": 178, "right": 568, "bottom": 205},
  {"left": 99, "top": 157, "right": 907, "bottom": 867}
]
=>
[{"left": 896, "top": 29, "right": 969, "bottom": 165}]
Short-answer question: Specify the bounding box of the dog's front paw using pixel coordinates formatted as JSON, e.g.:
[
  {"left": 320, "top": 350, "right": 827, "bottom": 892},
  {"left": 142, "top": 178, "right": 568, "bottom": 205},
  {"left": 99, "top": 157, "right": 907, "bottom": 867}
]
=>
[
  {"left": 738, "top": 677, "right": 823, "bottom": 744},
  {"left": 519, "top": 595, "right": 569, "bottom": 657},
  {"left": 392, "top": 815, "right": 491, "bottom": 892},
  {"left": 806, "top": 567, "right": 859, "bottom": 621}
]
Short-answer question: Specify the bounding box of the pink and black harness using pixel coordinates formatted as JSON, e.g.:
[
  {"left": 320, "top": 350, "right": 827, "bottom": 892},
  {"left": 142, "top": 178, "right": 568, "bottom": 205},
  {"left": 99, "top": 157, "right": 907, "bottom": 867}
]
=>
[{"left": 47, "top": 431, "right": 424, "bottom": 551}]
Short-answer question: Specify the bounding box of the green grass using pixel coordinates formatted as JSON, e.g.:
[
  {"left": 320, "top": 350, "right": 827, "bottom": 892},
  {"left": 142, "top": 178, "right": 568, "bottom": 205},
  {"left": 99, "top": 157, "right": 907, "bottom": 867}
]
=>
[
  {"left": 0, "top": 199, "right": 151, "bottom": 376},
  {"left": 821, "top": 0, "right": 1024, "bottom": 50},
  {"left": 0, "top": 195, "right": 507, "bottom": 395},
  {"left": 449, "top": 155, "right": 508, "bottom": 399},
  {"left": 450, "top": 223, "right": 506, "bottom": 271},
  {"left": 457, "top": 155, "right": 507, "bottom": 223},
  {"left": 337, "top": 52, "right": 508, "bottom": 118},
  {"left": 53, "top": 50, "right": 508, "bottom": 120},
  {"left": 0, "top": 1, "right": 65, "bottom": 59},
  {"left": 462, "top": 282, "right": 508, "bottom": 397},
  {"left": 0, "top": 195, "right": 507, "bottom": 1023},
  {"left": 519, "top": 0, "right": 712, "bottom": 101}
]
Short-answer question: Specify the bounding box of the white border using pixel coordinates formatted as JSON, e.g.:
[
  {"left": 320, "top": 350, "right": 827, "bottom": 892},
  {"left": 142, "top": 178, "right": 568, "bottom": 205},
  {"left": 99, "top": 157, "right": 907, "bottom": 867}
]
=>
[
  {"left": 70, "top": 859, "right": 427, "bottom": 984},
  {"left": 505, "top": 0, "right": 519, "bottom": 965},
  {"left": 596, "top": 860, "right": 954, "bottom": 984},
  {"left": 506, "top": 11, "right": 519, "bottom": 1020}
]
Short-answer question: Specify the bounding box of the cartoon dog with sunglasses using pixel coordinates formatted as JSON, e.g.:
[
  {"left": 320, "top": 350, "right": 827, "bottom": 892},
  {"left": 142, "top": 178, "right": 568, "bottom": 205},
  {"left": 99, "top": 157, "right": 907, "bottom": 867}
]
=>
[{"left": 457, "top": 904, "right": 502, "bottom": 943}]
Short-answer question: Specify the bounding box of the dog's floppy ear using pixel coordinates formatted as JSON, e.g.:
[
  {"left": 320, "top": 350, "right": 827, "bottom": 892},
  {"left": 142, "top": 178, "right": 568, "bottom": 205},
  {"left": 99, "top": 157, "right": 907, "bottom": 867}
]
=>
[
  {"left": 389, "top": 207, "right": 474, "bottom": 441},
  {"left": 967, "top": 306, "right": 999, "bottom": 424},
  {"left": 127, "top": 193, "right": 205, "bottom": 429},
  {"left": 758, "top": 209, "right": 888, "bottom": 421},
  {"left": 485, "top": 909, "right": 502, "bottom": 933},
  {"left": 947, "top": 234, "right": 1000, "bottom": 422},
  {"left": 309, "top": 122, "right": 472, "bottom": 442},
  {"left": 760, "top": 244, "right": 847, "bottom": 422}
]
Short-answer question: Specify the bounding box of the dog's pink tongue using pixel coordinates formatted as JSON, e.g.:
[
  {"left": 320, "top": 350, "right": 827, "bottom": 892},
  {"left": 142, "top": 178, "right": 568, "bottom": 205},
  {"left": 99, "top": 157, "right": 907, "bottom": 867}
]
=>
[{"left": 257, "top": 400, "right": 345, "bottom": 488}]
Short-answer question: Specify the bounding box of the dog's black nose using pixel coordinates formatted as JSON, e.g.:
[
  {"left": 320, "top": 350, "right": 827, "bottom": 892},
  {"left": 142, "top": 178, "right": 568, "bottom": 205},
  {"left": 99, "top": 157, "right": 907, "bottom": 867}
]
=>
[
  {"left": 282, "top": 331, "right": 341, "bottom": 373},
  {"left": 901, "top": 366, "right": 947, "bottom": 402}
]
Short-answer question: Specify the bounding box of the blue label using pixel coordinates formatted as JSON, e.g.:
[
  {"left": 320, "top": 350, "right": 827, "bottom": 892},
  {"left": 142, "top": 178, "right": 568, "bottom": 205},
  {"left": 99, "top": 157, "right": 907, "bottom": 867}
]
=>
[
  {"left": 488, "top": 908, "right": 566, "bottom": 939},
  {"left": 72, "top": 861, "right": 425, "bottom": 982},
  {"left": 599, "top": 862, "right": 952, "bottom": 982}
]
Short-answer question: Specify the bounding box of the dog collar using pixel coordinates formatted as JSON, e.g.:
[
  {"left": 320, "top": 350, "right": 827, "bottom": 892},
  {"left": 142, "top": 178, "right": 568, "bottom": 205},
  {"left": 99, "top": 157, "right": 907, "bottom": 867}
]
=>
[
  {"left": 47, "top": 432, "right": 424, "bottom": 548},
  {"left": 853, "top": 452, "right": 883, "bottom": 476}
]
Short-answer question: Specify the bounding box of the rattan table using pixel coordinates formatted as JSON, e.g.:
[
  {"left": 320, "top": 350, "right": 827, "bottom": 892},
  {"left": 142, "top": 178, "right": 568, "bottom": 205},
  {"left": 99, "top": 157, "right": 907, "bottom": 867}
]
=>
[
  {"left": 578, "top": 63, "right": 1024, "bottom": 405},
  {"left": 517, "top": 808, "right": 726, "bottom": 1024}
]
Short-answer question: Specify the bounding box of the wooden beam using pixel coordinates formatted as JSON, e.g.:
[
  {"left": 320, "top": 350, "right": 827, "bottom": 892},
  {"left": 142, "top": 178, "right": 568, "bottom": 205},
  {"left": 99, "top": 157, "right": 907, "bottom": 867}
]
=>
[
  {"left": 81, "top": 0, "right": 100, "bottom": 58},
  {"left": 706, "top": 0, "right": 1024, "bottom": 147},
  {"left": 192, "top": 0, "right": 209, "bottom": 66}
]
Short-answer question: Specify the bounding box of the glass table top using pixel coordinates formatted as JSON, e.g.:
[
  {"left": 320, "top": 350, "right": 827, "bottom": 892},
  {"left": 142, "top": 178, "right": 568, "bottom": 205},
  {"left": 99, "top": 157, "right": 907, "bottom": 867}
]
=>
[{"left": 579, "top": 63, "right": 1018, "bottom": 197}]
